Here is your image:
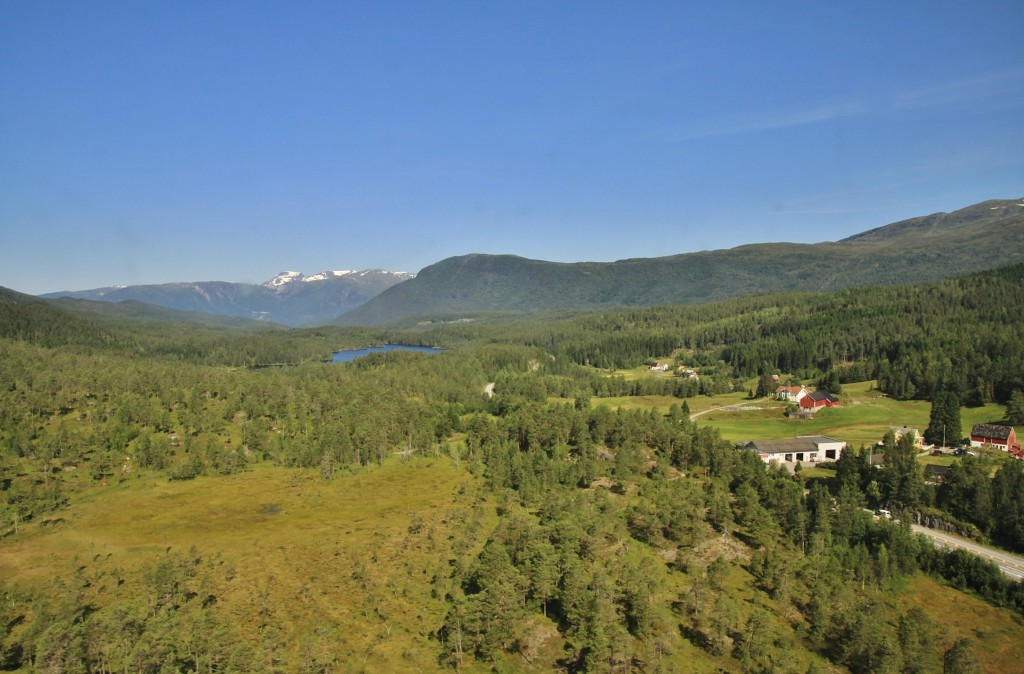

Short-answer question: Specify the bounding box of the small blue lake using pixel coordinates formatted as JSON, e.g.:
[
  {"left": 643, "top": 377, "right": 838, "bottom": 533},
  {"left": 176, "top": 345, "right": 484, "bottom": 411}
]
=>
[{"left": 332, "top": 344, "right": 442, "bottom": 363}]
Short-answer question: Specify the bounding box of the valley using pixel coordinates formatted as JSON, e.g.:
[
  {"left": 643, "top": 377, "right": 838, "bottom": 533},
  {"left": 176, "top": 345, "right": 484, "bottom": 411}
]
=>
[
  {"left": 36, "top": 199, "right": 1024, "bottom": 329},
  {"left": 3, "top": 262, "right": 1024, "bottom": 672},
  {"left": 6, "top": 3, "right": 1024, "bottom": 671}
]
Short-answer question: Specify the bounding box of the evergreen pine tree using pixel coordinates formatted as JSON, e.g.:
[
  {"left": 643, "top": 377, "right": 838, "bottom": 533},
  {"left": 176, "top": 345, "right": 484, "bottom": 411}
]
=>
[
  {"left": 943, "top": 638, "right": 982, "bottom": 674},
  {"left": 925, "top": 392, "right": 961, "bottom": 447},
  {"left": 1007, "top": 390, "right": 1024, "bottom": 426}
]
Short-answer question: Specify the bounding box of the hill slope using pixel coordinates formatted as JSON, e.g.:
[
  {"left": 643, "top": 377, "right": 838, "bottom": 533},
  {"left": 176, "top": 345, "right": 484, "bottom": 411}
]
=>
[
  {"left": 0, "top": 286, "right": 340, "bottom": 365},
  {"left": 0, "top": 285, "right": 132, "bottom": 349},
  {"left": 49, "top": 297, "right": 287, "bottom": 330},
  {"left": 337, "top": 198, "right": 1024, "bottom": 326}
]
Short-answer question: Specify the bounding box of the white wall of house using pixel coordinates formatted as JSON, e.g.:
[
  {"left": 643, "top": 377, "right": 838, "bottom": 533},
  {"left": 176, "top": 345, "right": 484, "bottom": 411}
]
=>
[
  {"left": 774, "top": 387, "right": 808, "bottom": 402},
  {"left": 761, "top": 450, "right": 820, "bottom": 464},
  {"left": 813, "top": 439, "right": 845, "bottom": 461},
  {"left": 754, "top": 437, "right": 845, "bottom": 465}
]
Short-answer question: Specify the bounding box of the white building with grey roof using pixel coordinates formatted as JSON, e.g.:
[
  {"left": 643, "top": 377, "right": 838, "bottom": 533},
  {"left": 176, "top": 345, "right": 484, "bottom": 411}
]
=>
[{"left": 740, "top": 435, "right": 846, "bottom": 466}]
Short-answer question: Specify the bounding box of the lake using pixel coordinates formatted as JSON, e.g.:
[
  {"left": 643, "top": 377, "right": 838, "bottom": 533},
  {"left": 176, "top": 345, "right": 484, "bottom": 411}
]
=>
[{"left": 331, "top": 344, "right": 442, "bottom": 363}]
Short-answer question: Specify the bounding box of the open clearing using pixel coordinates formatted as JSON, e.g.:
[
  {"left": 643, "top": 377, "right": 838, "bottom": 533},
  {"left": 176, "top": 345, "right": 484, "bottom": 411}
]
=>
[
  {"left": 1, "top": 458, "right": 492, "bottom": 672},
  {"left": 899, "top": 575, "right": 1024, "bottom": 673}
]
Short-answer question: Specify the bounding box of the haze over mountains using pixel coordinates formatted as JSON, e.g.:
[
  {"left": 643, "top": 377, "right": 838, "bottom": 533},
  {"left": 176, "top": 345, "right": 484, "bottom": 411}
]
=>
[
  {"left": 38, "top": 199, "right": 1024, "bottom": 327},
  {"left": 42, "top": 269, "right": 415, "bottom": 327}
]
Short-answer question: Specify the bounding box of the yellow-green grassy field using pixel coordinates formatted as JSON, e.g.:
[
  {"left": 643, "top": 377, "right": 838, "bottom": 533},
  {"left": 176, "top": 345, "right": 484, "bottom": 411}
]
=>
[
  {"left": 898, "top": 575, "right": 1024, "bottom": 673},
  {"left": 1, "top": 458, "right": 495, "bottom": 672}
]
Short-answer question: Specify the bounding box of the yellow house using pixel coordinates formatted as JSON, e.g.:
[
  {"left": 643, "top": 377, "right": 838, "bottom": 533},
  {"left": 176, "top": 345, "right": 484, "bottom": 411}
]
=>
[{"left": 890, "top": 426, "right": 923, "bottom": 450}]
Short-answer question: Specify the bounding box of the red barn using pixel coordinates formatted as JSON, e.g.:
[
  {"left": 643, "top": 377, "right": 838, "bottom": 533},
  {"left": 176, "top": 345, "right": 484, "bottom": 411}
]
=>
[
  {"left": 970, "top": 424, "right": 1017, "bottom": 452},
  {"left": 799, "top": 389, "right": 840, "bottom": 410}
]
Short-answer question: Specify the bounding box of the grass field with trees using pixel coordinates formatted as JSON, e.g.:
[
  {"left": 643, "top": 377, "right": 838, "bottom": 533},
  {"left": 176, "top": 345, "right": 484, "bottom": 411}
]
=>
[{"left": 3, "top": 266, "right": 1024, "bottom": 672}]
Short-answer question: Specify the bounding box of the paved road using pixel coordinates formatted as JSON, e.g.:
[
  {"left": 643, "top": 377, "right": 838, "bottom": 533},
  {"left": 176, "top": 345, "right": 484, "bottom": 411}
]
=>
[{"left": 911, "top": 524, "right": 1024, "bottom": 581}]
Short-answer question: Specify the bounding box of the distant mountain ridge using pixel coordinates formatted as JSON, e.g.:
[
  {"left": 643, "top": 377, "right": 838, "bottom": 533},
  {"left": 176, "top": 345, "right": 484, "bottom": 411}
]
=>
[
  {"left": 839, "top": 199, "right": 1024, "bottom": 243},
  {"left": 336, "top": 198, "right": 1024, "bottom": 326},
  {"left": 43, "top": 269, "right": 414, "bottom": 327},
  {"left": 262, "top": 269, "right": 407, "bottom": 288}
]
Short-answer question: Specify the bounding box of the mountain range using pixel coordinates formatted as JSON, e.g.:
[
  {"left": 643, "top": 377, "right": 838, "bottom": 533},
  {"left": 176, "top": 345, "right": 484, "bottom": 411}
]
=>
[
  {"left": 336, "top": 198, "right": 1024, "bottom": 326},
  {"left": 38, "top": 198, "right": 1024, "bottom": 327},
  {"left": 42, "top": 269, "right": 414, "bottom": 327}
]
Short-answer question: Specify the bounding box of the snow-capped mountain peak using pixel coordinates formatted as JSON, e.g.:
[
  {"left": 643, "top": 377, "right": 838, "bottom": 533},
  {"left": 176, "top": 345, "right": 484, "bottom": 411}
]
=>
[
  {"left": 265, "top": 271, "right": 302, "bottom": 288},
  {"left": 263, "top": 269, "right": 416, "bottom": 289},
  {"left": 301, "top": 270, "right": 357, "bottom": 282}
]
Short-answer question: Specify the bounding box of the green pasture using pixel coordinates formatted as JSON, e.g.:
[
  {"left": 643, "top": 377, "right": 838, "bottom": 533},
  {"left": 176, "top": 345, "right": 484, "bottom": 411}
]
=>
[
  {"left": 590, "top": 390, "right": 751, "bottom": 415},
  {"left": 582, "top": 380, "right": 1010, "bottom": 464},
  {"left": 690, "top": 381, "right": 1006, "bottom": 449},
  {"left": 607, "top": 365, "right": 676, "bottom": 382},
  {"left": 961, "top": 401, "right": 1010, "bottom": 436},
  {"left": 698, "top": 402, "right": 914, "bottom": 448},
  {"left": 591, "top": 394, "right": 684, "bottom": 412}
]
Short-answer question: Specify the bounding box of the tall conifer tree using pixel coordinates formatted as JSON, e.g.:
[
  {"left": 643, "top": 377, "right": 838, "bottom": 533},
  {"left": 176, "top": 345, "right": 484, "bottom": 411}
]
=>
[{"left": 925, "top": 392, "right": 961, "bottom": 447}]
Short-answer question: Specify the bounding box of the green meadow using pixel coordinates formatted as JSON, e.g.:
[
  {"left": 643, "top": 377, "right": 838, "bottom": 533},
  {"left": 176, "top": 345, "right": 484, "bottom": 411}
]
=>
[
  {"left": 589, "top": 380, "right": 1008, "bottom": 451},
  {"left": 2, "top": 458, "right": 495, "bottom": 672},
  {"left": 899, "top": 575, "right": 1024, "bottom": 674}
]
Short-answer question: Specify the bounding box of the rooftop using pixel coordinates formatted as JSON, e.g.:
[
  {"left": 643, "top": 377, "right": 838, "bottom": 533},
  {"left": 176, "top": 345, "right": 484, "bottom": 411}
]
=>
[
  {"left": 971, "top": 424, "right": 1014, "bottom": 440},
  {"left": 743, "top": 436, "right": 845, "bottom": 454}
]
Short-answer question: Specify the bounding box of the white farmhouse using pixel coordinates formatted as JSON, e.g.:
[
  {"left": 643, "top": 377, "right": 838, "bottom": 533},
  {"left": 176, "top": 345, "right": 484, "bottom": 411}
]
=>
[{"left": 775, "top": 385, "right": 809, "bottom": 403}]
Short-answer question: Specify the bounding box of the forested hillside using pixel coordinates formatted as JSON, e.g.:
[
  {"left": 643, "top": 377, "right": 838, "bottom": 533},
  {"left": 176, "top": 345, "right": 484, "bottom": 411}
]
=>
[
  {"left": 337, "top": 199, "right": 1024, "bottom": 326},
  {"left": 0, "top": 286, "right": 413, "bottom": 366},
  {"left": 2, "top": 267, "right": 1024, "bottom": 671},
  {"left": 419, "top": 264, "right": 1024, "bottom": 407}
]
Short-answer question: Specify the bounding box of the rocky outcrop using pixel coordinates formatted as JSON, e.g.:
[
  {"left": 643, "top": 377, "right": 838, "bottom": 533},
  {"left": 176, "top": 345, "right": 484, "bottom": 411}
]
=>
[{"left": 909, "top": 509, "right": 984, "bottom": 542}]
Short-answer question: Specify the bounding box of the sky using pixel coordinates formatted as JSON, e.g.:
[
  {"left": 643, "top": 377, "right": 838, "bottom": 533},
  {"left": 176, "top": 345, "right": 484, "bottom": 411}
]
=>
[{"left": 2, "top": 1, "right": 1023, "bottom": 295}]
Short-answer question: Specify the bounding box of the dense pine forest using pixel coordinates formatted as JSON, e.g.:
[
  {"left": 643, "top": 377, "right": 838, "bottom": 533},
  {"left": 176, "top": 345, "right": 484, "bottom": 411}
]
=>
[{"left": 2, "top": 266, "right": 1024, "bottom": 672}]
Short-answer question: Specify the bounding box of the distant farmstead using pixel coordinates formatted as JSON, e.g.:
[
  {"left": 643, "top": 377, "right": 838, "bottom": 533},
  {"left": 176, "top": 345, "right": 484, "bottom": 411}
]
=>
[
  {"left": 970, "top": 424, "right": 1018, "bottom": 452},
  {"left": 799, "top": 389, "right": 840, "bottom": 410},
  {"left": 775, "top": 385, "right": 808, "bottom": 402},
  {"left": 740, "top": 435, "right": 846, "bottom": 466}
]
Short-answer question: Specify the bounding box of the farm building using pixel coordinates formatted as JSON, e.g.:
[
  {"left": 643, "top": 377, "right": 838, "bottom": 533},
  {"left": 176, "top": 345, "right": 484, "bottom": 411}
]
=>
[
  {"left": 970, "top": 424, "right": 1018, "bottom": 452},
  {"left": 740, "top": 435, "right": 846, "bottom": 466},
  {"left": 775, "top": 385, "right": 808, "bottom": 402},
  {"left": 799, "top": 389, "right": 840, "bottom": 410}
]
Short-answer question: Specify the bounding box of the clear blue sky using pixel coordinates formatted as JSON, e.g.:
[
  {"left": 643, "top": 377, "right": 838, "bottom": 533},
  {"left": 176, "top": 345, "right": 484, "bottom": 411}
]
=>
[{"left": 2, "top": 1, "right": 1022, "bottom": 295}]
